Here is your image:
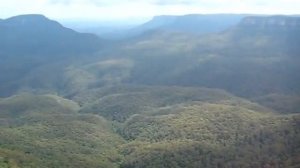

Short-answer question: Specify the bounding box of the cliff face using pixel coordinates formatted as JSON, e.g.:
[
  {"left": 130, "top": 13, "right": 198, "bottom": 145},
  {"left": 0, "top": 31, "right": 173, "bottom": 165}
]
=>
[{"left": 239, "top": 16, "right": 300, "bottom": 29}]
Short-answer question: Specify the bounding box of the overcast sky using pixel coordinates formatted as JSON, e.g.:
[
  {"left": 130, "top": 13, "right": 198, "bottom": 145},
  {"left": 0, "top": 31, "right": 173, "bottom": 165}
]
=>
[{"left": 1, "top": 0, "right": 300, "bottom": 21}]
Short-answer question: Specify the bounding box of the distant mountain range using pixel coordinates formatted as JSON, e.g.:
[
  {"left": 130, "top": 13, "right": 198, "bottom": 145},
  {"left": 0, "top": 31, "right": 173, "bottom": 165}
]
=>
[
  {"left": 0, "top": 14, "right": 299, "bottom": 98},
  {"left": 81, "top": 14, "right": 248, "bottom": 39},
  {"left": 132, "top": 14, "right": 247, "bottom": 34}
]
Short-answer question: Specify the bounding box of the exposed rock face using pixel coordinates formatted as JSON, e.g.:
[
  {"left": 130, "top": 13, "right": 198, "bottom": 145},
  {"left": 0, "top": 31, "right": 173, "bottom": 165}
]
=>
[{"left": 239, "top": 16, "right": 300, "bottom": 29}]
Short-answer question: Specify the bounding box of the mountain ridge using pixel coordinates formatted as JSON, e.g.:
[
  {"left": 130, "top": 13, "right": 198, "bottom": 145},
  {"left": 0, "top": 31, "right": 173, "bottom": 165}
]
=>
[
  {"left": 0, "top": 14, "right": 103, "bottom": 55},
  {"left": 129, "top": 14, "right": 247, "bottom": 35},
  {"left": 94, "top": 14, "right": 248, "bottom": 39}
]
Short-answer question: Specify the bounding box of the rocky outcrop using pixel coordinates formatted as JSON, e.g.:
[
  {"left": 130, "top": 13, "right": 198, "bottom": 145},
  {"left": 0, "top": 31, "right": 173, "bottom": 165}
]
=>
[{"left": 239, "top": 16, "right": 300, "bottom": 29}]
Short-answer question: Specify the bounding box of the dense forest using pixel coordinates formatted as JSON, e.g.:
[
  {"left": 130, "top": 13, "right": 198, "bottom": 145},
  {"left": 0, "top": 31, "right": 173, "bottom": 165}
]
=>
[{"left": 0, "top": 14, "right": 299, "bottom": 168}]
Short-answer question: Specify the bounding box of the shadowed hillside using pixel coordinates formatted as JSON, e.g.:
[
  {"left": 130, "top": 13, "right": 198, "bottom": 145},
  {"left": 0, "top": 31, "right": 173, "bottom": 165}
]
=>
[
  {"left": 0, "top": 14, "right": 105, "bottom": 96},
  {"left": 100, "top": 15, "right": 300, "bottom": 98},
  {"left": 1, "top": 15, "right": 299, "bottom": 98}
]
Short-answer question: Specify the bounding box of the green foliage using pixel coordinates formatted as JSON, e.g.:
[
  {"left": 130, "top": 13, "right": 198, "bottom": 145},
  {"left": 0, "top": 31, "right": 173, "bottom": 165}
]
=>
[
  {"left": 0, "top": 93, "right": 78, "bottom": 118},
  {"left": 76, "top": 85, "right": 300, "bottom": 168},
  {"left": 120, "top": 112, "right": 300, "bottom": 168},
  {"left": 79, "top": 85, "right": 255, "bottom": 122},
  {"left": 0, "top": 94, "right": 124, "bottom": 168},
  {"left": 0, "top": 87, "right": 300, "bottom": 167}
]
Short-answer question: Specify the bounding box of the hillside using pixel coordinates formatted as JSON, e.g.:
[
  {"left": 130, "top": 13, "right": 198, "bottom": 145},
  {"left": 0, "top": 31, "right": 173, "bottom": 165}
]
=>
[
  {"left": 77, "top": 85, "right": 299, "bottom": 167},
  {"left": 0, "top": 94, "right": 124, "bottom": 167},
  {"left": 120, "top": 112, "right": 300, "bottom": 168},
  {"left": 0, "top": 14, "right": 105, "bottom": 96},
  {"left": 77, "top": 85, "right": 270, "bottom": 122},
  {"left": 1, "top": 86, "right": 299, "bottom": 167},
  {"left": 102, "top": 15, "right": 300, "bottom": 98}
]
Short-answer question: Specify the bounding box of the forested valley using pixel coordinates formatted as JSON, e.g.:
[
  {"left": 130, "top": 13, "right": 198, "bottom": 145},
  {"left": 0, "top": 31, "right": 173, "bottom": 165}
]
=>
[{"left": 0, "top": 14, "right": 299, "bottom": 168}]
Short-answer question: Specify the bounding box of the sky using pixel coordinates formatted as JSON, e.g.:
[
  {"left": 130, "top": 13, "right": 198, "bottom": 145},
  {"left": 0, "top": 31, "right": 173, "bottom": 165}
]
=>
[{"left": 1, "top": 0, "right": 300, "bottom": 21}]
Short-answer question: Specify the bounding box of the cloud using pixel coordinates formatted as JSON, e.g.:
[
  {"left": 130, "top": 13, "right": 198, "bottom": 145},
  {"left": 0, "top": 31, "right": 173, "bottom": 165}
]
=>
[
  {"left": 48, "top": 0, "right": 136, "bottom": 6},
  {"left": 49, "top": 0, "right": 72, "bottom": 5},
  {"left": 1, "top": 0, "right": 300, "bottom": 20},
  {"left": 149, "top": 0, "right": 198, "bottom": 5}
]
